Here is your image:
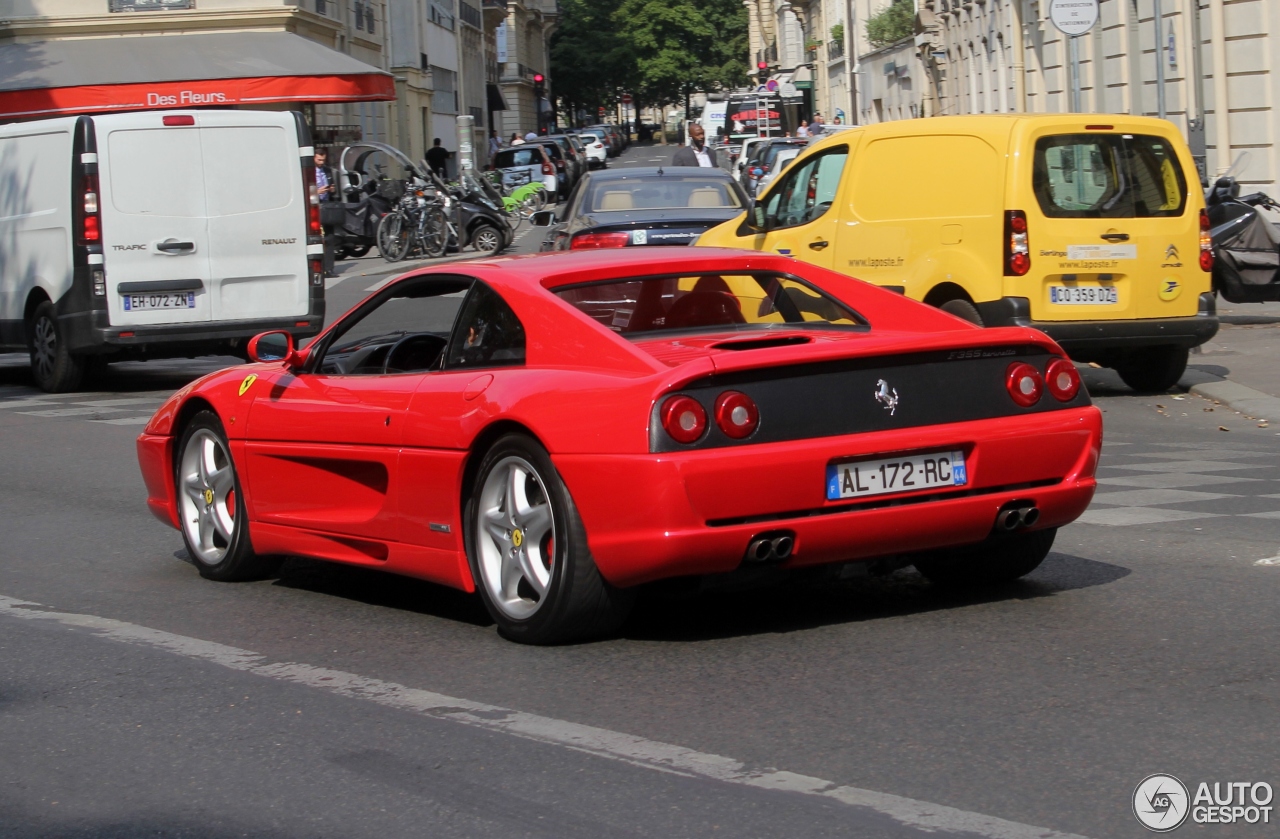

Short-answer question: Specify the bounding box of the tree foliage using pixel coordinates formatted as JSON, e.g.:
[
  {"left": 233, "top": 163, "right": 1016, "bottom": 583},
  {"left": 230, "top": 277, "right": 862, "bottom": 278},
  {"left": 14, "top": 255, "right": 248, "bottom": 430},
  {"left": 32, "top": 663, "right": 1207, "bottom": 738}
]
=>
[
  {"left": 865, "top": 0, "right": 914, "bottom": 49},
  {"left": 550, "top": 0, "right": 747, "bottom": 120}
]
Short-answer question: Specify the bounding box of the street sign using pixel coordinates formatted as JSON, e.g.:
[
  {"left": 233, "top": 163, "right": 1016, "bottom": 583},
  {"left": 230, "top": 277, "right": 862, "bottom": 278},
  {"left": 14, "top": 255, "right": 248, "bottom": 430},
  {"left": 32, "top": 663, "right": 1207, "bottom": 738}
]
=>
[
  {"left": 765, "top": 80, "right": 779, "bottom": 92},
  {"left": 598, "top": 106, "right": 605, "bottom": 115},
  {"left": 621, "top": 93, "right": 632, "bottom": 105},
  {"left": 1049, "top": 0, "right": 1098, "bottom": 36}
]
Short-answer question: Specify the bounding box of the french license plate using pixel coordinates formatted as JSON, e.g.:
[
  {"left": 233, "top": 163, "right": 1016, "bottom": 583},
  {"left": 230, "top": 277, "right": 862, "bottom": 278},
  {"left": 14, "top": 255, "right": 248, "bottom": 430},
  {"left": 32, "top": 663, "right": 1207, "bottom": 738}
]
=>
[
  {"left": 122, "top": 292, "right": 196, "bottom": 311},
  {"left": 826, "top": 450, "right": 967, "bottom": 501},
  {"left": 1050, "top": 286, "right": 1118, "bottom": 305}
]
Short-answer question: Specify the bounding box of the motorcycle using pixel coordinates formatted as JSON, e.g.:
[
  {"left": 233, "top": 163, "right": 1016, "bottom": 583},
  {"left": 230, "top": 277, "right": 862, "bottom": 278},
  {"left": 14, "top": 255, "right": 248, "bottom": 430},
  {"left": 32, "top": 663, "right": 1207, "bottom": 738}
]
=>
[
  {"left": 325, "top": 142, "right": 430, "bottom": 260},
  {"left": 425, "top": 169, "right": 514, "bottom": 255},
  {"left": 1206, "top": 160, "right": 1280, "bottom": 303}
]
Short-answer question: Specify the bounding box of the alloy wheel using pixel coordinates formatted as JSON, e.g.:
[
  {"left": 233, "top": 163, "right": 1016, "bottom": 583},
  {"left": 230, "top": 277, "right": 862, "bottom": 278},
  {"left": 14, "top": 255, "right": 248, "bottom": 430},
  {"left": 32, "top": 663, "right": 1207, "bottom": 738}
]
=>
[
  {"left": 31, "top": 315, "right": 56, "bottom": 384},
  {"left": 178, "top": 428, "right": 238, "bottom": 566},
  {"left": 474, "top": 455, "right": 556, "bottom": 620}
]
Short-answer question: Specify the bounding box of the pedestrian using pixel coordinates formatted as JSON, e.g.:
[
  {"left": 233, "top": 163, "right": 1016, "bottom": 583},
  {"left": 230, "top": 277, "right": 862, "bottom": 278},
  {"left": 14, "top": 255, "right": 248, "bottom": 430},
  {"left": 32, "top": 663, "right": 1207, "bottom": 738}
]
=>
[
  {"left": 314, "top": 148, "right": 339, "bottom": 278},
  {"left": 525, "top": 131, "right": 538, "bottom": 142},
  {"left": 488, "top": 129, "right": 502, "bottom": 164},
  {"left": 796, "top": 120, "right": 809, "bottom": 138},
  {"left": 811, "top": 113, "right": 826, "bottom": 135},
  {"left": 833, "top": 116, "right": 843, "bottom": 125},
  {"left": 425, "top": 137, "right": 451, "bottom": 179},
  {"left": 511, "top": 132, "right": 525, "bottom": 145},
  {"left": 671, "top": 123, "right": 719, "bottom": 168}
]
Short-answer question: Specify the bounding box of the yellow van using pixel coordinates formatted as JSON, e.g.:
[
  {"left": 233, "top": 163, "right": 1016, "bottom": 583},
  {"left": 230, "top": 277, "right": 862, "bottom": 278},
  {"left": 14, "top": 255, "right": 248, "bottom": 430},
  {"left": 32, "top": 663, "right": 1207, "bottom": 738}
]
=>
[{"left": 697, "top": 115, "right": 1217, "bottom": 391}]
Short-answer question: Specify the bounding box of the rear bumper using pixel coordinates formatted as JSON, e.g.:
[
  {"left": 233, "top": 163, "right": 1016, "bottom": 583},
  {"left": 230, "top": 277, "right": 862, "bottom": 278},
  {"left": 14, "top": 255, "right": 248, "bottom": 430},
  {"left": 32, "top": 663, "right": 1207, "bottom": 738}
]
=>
[
  {"left": 555, "top": 408, "right": 1101, "bottom": 587},
  {"left": 59, "top": 307, "right": 325, "bottom": 357},
  {"left": 977, "top": 293, "right": 1219, "bottom": 353}
]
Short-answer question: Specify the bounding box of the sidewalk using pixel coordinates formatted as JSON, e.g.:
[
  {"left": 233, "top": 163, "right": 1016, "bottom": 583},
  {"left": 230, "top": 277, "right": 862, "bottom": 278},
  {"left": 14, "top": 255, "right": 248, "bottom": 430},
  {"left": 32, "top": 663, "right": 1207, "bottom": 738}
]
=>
[{"left": 1183, "top": 309, "right": 1280, "bottom": 421}]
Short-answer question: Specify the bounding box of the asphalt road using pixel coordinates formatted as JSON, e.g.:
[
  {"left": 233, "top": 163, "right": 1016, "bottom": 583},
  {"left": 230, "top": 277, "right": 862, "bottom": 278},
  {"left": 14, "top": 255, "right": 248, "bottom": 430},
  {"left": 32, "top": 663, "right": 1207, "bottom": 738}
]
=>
[{"left": 2, "top": 144, "right": 1280, "bottom": 839}]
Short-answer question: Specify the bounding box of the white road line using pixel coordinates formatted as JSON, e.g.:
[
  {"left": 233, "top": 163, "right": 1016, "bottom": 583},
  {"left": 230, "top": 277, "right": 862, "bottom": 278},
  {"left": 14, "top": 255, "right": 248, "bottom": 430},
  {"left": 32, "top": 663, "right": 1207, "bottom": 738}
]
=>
[
  {"left": 18, "top": 406, "right": 129, "bottom": 417},
  {"left": 0, "top": 593, "right": 1089, "bottom": 839},
  {"left": 91, "top": 416, "right": 155, "bottom": 426}
]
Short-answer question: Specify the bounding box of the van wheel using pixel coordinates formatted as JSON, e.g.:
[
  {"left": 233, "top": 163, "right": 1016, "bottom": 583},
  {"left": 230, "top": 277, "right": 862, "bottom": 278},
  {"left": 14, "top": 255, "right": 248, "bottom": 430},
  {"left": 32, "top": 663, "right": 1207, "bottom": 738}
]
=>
[
  {"left": 1116, "top": 346, "right": 1189, "bottom": 393},
  {"left": 939, "top": 299, "right": 984, "bottom": 326},
  {"left": 27, "top": 301, "right": 86, "bottom": 393}
]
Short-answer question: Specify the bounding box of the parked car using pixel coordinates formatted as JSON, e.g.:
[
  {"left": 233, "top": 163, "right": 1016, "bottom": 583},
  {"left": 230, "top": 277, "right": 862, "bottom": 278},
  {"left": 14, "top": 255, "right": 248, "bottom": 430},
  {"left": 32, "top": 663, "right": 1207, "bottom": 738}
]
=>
[
  {"left": 529, "top": 139, "right": 575, "bottom": 199},
  {"left": 754, "top": 145, "right": 802, "bottom": 194},
  {"left": 588, "top": 124, "right": 621, "bottom": 157},
  {"left": 542, "top": 135, "right": 586, "bottom": 190},
  {"left": 138, "top": 247, "right": 1101, "bottom": 644},
  {"left": 0, "top": 109, "right": 324, "bottom": 392},
  {"left": 699, "top": 114, "right": 1218, "bottom": 392},
  {"left": 533, "top": 167, "right": 748, "bottom": 251},
  {"left": 742, "top": 138, "right": 808, "bottom": 198},
  {"left": 577, "top": 131, "right": 609, "bottom": 169},
  {"left": 492, "top": 144, "right": 559, "bottom": 202}
]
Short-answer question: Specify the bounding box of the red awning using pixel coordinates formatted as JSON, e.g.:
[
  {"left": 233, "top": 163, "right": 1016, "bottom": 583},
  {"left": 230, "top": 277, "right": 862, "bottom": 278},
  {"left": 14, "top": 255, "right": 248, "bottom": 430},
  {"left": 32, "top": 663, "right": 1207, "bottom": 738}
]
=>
[{"left": 0, "top": 32, "right": 395, "bottom": 120}]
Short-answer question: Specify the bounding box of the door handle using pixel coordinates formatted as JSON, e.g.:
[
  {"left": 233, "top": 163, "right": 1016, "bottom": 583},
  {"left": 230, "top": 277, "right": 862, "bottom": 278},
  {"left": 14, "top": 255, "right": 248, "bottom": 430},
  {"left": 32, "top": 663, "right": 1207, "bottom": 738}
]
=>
[
  {"left": 1100, "top": 233, "right": 1130, "bottom": 242},
  {"left": 156, "top": 241, "right": 195, "bottom": 252},
  {"left": 809, "top": 239, "right": 829, "bottom": 250}
]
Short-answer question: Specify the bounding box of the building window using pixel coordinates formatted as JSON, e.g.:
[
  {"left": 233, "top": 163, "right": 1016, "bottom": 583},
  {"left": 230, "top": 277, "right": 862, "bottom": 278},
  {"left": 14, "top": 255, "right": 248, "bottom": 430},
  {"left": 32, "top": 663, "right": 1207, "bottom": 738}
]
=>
[
  {"left": 469, "top": 106, "right": 485, "bottom": 126},
  {"left": 315, "top": 0, "right": 326, "bottom": 14},
  {"left": 459, "top": 0, "right": 482, "bottom": 28},
  {"left": 353, "top": 0, "right": 376, "bottom": 32},
  {"left": 421, "top": 53, "right": 430, "bottom": 71},
  {"left": 432, "top": 66, "right": 459, "bottom": 114},
  {"left": 428, "top": 1, "right": 456, "bottom": 30},
  {"left": 109, "top": 0, "right": 194, "bottom": 10}
]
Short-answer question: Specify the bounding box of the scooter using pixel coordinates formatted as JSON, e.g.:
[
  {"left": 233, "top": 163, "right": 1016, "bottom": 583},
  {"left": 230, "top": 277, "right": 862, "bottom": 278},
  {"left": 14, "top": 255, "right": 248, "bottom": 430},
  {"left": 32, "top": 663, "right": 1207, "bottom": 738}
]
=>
[
  {"left": 426, "top": 169, "right": 514, "bottom": 254},
  {"left": 330, "top": 142, "right": 431, "bottom": 260},
  {"left": 1206, "top": 175, "right": 1280, "bottom": 303}
]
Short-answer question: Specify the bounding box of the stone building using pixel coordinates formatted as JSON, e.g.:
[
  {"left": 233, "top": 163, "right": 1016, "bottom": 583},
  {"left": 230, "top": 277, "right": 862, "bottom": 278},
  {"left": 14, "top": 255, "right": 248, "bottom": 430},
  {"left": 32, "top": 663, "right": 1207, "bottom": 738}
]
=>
[{"left": 494, "top": 0, "right": 557, "bottom": 139}]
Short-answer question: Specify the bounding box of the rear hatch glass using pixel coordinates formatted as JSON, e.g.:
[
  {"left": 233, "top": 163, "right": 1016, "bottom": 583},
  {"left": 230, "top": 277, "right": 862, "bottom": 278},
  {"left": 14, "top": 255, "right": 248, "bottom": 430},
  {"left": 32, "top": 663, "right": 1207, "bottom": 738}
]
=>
[
  {"left": 1033, "top": 134, "right": 1186, "bottom": 218},
  {"left": 495, "top": 148, "right": 541, "bottom": 169}
]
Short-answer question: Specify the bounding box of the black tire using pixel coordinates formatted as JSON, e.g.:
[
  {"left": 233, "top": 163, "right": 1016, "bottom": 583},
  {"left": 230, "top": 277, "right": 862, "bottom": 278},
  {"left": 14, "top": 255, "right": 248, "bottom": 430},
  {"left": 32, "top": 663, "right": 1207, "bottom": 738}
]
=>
[
  {"left": 377, "top": 212, "right": 410, "bottom": 262},
  {"left": 913, "top": 527, "right": 1056, "bottom": 587},
  {"left": 1115, "top": 346, "right": 1189, "bottom": 393},
  {"left": 939, "top": 298, "right": 985, "bottom": 326},
  {"left": 175, "top": 410, "right": 280, "bottom": 582},
  {"left": 464, "top": 433, "right": 634, "bottom": 644},
  {"left": 470, "top": 221, "right": 504, "bottom": 255},
  {"left": 346, "top": 245, "right": 372, "bottom": 259},
  {"left": 27, "top": 300, "right": 86, "bottom": 393},
  {"left": 420, "top": 207, "right": 450, "bottom": 259}
]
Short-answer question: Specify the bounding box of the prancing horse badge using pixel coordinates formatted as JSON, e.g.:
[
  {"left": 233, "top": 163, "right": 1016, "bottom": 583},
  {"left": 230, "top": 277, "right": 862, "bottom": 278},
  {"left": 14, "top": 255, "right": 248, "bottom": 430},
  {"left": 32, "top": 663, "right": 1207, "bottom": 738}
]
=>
[{"left": 875, "top": 379, "right": 899, "bottom": 415}]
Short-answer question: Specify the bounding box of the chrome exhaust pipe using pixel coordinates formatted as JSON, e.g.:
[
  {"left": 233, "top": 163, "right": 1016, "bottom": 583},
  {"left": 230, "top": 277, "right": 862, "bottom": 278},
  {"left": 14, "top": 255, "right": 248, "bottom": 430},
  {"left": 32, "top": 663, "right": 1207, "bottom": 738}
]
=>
[
  {"left": 771, "top": 535, "right": 794, "bottom": 560},
  {"left": 747, "top": 538, "right": 775, "bottom": 563},
  {"left": 996, "top": 508, "right": 1023, "bottom": 531},
  {"left": 1021, "top": 507, "right": 1040, "bottom": 527}
]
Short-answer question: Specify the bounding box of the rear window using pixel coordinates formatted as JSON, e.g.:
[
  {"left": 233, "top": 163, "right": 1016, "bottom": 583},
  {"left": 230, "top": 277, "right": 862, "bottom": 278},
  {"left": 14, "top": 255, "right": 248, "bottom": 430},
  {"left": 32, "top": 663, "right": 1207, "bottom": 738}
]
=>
[
  {"left": 553, "top": 272, "right": 864, "bottom": 337},
  {"left": 1033, "top": 134, "right": 1187, "bottom": 218},
  {"left": 495, "top": 148, "right": 541, "bottom": 168},
  {"left": 583, "top": 176, "right": 743, "bottom": 212}
]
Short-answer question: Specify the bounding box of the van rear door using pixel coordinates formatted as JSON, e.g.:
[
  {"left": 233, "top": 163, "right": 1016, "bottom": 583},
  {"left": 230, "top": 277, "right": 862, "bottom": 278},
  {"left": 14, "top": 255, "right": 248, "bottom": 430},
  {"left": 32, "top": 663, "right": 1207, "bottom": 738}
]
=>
[
  {"left": 97, "top": 115, "right": 213, "bottom": 327},
  {"left": 1022, "top": 123, "right": 1201, "bottom": 322},
  {"left": 198, "top": 112, "right": 308, "bottom": 322}
]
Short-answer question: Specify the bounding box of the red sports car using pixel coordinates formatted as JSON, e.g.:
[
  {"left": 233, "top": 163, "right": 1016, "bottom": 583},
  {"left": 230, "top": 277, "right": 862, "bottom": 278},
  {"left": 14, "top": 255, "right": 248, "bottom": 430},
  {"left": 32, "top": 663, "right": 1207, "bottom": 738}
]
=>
[{"left": 137, "top": 248, "right": 1101, "bottom": 644}]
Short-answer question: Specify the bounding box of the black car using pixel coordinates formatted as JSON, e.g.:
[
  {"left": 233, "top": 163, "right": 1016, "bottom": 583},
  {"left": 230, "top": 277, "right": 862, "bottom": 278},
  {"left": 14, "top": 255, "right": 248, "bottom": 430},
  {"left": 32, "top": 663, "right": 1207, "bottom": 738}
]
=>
[{"left": 532, "top": 167, "right": 748, "bottom": 251}]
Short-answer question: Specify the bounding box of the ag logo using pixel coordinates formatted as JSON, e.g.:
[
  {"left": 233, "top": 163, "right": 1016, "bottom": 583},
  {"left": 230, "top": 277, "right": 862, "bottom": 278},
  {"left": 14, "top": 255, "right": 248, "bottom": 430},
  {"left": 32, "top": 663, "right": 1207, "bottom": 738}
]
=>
[
  {"left": 1159, "top": 279, "right": 1182, "bottom": 301},
  {"left": 238, "top": 374, "right": 258, "bottom": 396},
  {"left": 1133, "top": 774, "right": 1190, "bottom": 832}
]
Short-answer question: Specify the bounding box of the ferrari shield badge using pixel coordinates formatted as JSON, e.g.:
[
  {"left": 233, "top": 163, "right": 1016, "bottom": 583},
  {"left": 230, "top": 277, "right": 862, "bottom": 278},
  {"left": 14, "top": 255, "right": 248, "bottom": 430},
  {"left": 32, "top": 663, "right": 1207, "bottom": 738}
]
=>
[
  {"left": 238, "top": 374, "right": 258, "bottom": 397},
  {"left": 875, "top": 379, "right": 899, "bottom": 415}
]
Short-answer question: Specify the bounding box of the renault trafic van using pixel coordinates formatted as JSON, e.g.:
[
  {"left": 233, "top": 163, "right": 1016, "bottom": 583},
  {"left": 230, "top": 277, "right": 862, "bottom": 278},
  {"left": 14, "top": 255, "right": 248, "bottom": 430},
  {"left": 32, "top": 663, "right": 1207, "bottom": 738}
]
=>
[
  {"left": 0, "top": 110, "right": 325, "bottom": 391},
  {"left": 698, "top": 115, "right": 1217, "bottom": 392}
]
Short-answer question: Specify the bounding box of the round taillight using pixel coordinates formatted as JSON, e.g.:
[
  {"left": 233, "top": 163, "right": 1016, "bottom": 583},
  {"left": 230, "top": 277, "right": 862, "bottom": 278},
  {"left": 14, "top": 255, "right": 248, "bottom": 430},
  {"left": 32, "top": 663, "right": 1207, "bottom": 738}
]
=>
[
  {"left": 1005, "top": 362, "right": 1043, "bottom": 407},
  {"left": 714, "top": 391, "right": 759, "bottom": 439},
  {"left": 660, "top": 395, "right": 707, "bottom": 444},
  {"left": 1009, "top": 214, "right": 1027, "bottom": 234},
  {"left": 1045, "top": 357, "right": 1081, "bottom": 402},
  {"left": 1009, "top": 251, "right": 1031, "bottom": 275},
  {"left": 1200, "top": 248, "right": 1214, "bottom": 272}
]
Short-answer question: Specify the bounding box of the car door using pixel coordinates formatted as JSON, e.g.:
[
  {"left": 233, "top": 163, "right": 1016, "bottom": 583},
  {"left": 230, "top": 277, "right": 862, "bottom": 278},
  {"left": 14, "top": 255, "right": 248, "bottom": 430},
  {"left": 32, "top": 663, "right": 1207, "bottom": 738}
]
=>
[
  {"left": 751, "top": 145, "right": 850, "bottom": 270},
  {"left": 243, "top": 275, "right": 472, "bottom": 543},
  {"left": 97, "top": 115, "right": 213, "bottom": 328}
]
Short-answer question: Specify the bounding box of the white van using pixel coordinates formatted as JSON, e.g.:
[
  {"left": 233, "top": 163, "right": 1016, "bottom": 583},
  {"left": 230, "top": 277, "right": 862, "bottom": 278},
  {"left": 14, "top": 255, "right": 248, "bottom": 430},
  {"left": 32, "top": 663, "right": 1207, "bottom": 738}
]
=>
[{"left": 0, "top": 110, "right": 325, "bottom": 391}]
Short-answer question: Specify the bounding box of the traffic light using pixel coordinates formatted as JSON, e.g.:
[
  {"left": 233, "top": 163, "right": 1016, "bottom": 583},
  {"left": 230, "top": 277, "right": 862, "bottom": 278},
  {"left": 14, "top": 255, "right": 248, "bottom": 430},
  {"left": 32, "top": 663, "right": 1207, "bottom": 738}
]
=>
[
  {"left": 533, "top": 73, "right": 545, "bottom": 101},
  {"left": 755, "top": 60, "right": 768, "bottom": 85}
]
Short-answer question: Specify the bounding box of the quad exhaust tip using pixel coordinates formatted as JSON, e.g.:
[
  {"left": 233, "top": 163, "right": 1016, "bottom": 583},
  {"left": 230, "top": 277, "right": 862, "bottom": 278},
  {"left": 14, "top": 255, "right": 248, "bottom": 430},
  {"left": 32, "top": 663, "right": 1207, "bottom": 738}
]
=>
[
  {"left": 744, "top": 530, "right": 796, "bottom": 564},
  {"left": 996, "top": 502, "right": 1040, "bottom": 533}
]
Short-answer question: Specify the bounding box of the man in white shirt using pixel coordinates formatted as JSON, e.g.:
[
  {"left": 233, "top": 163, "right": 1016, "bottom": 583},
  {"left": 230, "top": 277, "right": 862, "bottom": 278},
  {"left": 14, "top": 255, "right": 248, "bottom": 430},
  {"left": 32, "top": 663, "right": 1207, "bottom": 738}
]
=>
[{"left": 672, "top": 124, "right": 720, "bottom": 168}]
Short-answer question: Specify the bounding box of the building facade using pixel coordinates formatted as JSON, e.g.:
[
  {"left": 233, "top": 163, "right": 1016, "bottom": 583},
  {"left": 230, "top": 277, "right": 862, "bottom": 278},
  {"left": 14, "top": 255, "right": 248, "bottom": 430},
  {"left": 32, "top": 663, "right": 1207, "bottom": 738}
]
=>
[{"left": 494, "top": 0, "right": 557, "bottom": 139}]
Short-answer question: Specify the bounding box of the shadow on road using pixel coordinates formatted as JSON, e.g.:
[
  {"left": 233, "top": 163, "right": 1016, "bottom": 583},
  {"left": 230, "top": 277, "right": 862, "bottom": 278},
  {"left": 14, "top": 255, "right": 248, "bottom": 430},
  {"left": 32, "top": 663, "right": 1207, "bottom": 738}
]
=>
[{"left": 0, "top": 352, "right": 240, "bottom": 394}]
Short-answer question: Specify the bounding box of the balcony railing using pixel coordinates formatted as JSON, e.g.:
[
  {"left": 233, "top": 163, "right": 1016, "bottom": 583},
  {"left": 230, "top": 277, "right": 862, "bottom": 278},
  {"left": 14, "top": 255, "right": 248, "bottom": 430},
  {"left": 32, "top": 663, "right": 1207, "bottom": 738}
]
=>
[
  {"left": 828, "top": 38, "right": 845, "bottom": 59},
  {"left": 460, "top": 1, "right": 482, "bottom": 28}
]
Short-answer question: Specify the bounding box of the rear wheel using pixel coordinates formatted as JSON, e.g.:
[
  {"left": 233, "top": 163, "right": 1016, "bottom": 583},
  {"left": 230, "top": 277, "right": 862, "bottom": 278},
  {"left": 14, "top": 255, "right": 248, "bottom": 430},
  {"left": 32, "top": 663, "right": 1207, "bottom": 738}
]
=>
[
  {"left": 27, "top": 300, "right": 86, "bottom": 393},
  {"left": 377, "top": 212, "right": 410, "bottom": 262},
  {"left": 913, "top": 528, "right": 1056, "bottom": 587},
  {"left": 1115, "top": 346, "right": 1189, "bottom": 393},
  {"left": 465, "top": 433, "right": 633, "bottom": 644},
  {"left": 176, "top": 410, "right": 279, "bottom": 582},
  {"left": 939, "top": 298, "right": 984, "bottom": 326},
  {"left": 420, "top": 207, "right": 449, "bottom": 259}
]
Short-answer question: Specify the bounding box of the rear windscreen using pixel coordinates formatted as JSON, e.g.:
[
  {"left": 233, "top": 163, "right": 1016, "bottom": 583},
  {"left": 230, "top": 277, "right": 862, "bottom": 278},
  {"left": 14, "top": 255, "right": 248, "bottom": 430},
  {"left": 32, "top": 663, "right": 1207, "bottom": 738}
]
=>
[
  {"left": 1033, "top": 134, "right": 1187, "bottom": 218},
  {"left": 553, "top": 272, "right": 864, "bottom": 337},
  {"left": 495, "top": 148, "right": 539, "bottom": 168}
]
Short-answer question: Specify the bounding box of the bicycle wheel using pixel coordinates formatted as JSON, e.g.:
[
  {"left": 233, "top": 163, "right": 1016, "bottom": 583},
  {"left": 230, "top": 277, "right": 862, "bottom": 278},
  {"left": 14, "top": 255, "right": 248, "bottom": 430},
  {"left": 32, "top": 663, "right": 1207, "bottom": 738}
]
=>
[
  {"left": 419, "top": 207, "right": 449, "bottom": 259},
  {"left": 377, "top": 212, "right": 411, "bottom": 262},
  {"left": 517, "top": 188, "right": 546, "bottom": 220}
]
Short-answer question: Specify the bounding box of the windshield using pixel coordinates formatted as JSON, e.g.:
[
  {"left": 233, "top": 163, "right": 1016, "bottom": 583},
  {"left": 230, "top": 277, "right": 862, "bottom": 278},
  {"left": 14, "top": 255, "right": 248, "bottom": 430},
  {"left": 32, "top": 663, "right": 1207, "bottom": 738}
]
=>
[
  {"left": 553, "top": 272, "right": 865, "bottom": 337},
  {"left": 495, "top": 148, "right": 542, "bottom": 168},
  {"left": 583, "top": 177, "right": 743, "bottom": 212}
]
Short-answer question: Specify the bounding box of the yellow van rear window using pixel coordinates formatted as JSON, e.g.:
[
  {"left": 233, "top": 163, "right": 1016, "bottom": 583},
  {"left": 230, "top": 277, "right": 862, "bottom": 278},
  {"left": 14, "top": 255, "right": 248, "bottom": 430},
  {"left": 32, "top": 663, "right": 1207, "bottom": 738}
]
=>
[{"left": 1032, "top": 134, "right": 1187, "bottom": 218}]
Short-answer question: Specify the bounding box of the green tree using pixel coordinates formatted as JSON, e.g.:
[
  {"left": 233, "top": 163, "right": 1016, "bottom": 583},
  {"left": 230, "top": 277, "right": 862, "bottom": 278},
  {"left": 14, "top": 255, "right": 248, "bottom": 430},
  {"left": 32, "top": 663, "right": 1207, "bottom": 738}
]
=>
[
  {"left": 550, "top": 0, "right": 630, "bottom": 125},
  {"left": 865, "top": 0, "right": 914, "bottom": 49}
]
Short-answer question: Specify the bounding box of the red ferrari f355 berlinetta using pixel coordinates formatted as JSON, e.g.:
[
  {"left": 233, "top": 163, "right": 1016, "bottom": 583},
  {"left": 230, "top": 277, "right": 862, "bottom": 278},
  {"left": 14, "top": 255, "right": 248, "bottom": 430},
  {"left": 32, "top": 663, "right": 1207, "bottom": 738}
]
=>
[{"left": 138, "top": 248, "right": 1101, "bottom": 643}]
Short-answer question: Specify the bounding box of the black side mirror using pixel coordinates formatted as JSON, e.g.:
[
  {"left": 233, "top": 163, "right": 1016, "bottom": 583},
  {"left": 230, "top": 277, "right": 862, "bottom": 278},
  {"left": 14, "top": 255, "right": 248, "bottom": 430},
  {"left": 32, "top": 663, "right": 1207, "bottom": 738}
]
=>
[{"left": 531, "top": 210, "right": 557, "bottom": 227}]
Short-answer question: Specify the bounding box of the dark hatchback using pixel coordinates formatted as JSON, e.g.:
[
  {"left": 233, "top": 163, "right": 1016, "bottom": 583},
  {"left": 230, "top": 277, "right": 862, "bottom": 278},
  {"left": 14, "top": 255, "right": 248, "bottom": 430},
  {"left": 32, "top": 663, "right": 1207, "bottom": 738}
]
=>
[{"left": 533, "top": 167, "right": 748, "bottom": 251}]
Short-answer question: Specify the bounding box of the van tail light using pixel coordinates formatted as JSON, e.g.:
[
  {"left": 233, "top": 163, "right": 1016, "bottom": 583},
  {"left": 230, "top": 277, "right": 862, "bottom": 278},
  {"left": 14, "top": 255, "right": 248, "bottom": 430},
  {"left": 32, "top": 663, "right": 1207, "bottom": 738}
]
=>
[
  {"left": 542, "top": 161, "right": 554, "bottom": 175},
  {"left": 1004, "top": 210, "right": 1030, "bottom": 276},
  {"left": 1199, "top": 208, "right": 1214, "bottom": 271},
  {"left": 661, "top": 395, "right": 707, "bottom": 444},
  {"left": 1005, "top": 361, "right": 1044, "bottom": 407},
  {"left": 714, "top": 391, "right": 759, "bottom": 439},
  {"left": 302, "top": 160, "right": 322, "bottom": 239},
  {"left": 571, "top": 231, "right": 630, "bottom": 249},
  {"left": 1044, "top": 357, "right": 1081, "bottom": 402},
  {"left": 309, "top": 256, "right": 324, "bottom": 287},
  {"left": 81, "top": 173, "right": 101, "bottom": 243}
]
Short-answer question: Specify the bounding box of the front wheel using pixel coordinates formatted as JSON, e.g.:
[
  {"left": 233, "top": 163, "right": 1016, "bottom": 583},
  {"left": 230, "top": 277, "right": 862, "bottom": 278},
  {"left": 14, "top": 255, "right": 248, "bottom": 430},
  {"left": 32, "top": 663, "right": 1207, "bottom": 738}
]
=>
[
  {"left": 464, "top": 434, "right": 633, "bottom": 644},
  {"left": 913, "top": 528, "right": 1056, "bottom": 587},
  {"left": 470, "top": 221, "right": 505, "bottom": 254},
  {"left": 419, "top": 207, "right": 449, "bottom": 259},
  {"left": 377, "top": 212, "right": 410, "bottom": 262},
  {"left": 176, "top": 411, "right": 280, "bottom": 582},
  {"left": 1115, "top": 346, "right": 1189, "bottom": 393}
]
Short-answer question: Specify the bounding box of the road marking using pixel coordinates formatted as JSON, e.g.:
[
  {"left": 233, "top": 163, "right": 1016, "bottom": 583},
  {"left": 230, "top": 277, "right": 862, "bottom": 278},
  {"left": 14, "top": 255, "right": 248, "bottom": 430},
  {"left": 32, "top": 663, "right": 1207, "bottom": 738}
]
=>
[{"left": 0, "top": 593, "right": 1090, "bottom": 839}]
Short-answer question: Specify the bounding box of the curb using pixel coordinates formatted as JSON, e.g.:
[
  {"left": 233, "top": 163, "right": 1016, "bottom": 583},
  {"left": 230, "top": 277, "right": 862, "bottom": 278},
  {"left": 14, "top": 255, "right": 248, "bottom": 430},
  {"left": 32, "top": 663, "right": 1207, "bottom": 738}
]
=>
[
  {"left": 1181, "top": 369, "right": 1280, "bottom": 421},
  {"left": 1221, "top": 315, "right": 1280, "bottom": 325}
]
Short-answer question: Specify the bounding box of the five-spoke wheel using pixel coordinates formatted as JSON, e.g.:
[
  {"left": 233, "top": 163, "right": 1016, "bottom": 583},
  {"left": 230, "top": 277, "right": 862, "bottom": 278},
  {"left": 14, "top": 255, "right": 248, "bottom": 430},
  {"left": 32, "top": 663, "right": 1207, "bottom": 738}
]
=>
[{"left": 474, "top": 454, "right": 556, "bottom": 620}]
